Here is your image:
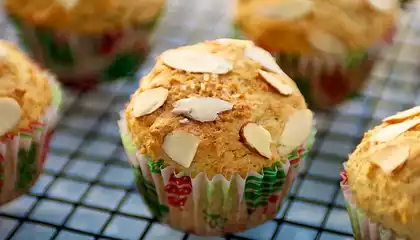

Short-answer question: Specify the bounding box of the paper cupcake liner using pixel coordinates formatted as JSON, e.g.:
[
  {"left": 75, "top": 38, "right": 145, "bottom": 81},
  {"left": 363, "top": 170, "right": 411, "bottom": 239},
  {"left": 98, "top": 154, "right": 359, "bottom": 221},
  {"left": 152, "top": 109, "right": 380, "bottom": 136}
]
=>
[
  {"left": 340, "top": 170, "right": 408, "bottom": 240},
  {"left": 7, "top": 11, "right": 162, "bottom": 91},
  {"left": 0, "top": 74, "right": 62, "bottom": 205},
  {"left": 231, "top": 25, "right": 394, "bottom": 110},
  {"left": 118, "top": 116, "right": 316, "bottom": 235}
]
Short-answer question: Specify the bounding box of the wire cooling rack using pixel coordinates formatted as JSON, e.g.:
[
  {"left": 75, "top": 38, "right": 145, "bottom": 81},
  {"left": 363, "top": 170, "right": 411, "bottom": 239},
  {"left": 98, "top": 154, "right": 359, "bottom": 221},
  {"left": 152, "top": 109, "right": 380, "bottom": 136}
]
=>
[{"left": 1, "top": 0, "right": 420, "bottom": 239}]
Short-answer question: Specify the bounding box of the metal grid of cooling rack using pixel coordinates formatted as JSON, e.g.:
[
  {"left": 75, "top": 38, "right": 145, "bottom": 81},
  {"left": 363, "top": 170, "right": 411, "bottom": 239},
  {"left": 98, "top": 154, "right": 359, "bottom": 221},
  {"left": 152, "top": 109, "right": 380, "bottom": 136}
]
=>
[{"left": 0, "top": 0, "right": 420, "bottom": 239}]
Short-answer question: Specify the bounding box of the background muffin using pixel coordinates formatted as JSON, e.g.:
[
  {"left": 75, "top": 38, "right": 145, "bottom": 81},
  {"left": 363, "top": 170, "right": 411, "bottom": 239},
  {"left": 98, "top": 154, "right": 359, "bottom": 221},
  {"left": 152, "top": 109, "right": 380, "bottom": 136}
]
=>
[
  {"left": 234, "top": 0, "right": 399, "bottom": 109},
  {"left": 118, "top": 39, "right": 315, "bottom": 235},
  {"left": 341, "top": 106, "right": 420, "bottom": 239},
  {"left": 5, "top": 0, "right": 164, "bottom": 90},
  {"left": 0, "top": 40, "right": 62, "bottom": 205}
]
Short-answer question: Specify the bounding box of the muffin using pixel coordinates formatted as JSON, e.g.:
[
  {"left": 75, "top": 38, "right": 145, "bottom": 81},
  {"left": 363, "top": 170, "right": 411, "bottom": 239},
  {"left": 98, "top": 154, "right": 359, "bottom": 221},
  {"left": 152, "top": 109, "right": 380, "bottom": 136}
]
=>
[
  {"left": 118, "top": 39, "right": 316, "bottom": 235},
  {"left": 0, "top": 40, "right": 62, "bottom": 205},
  {"left": 5, "top": 0, "right": 164, "bottom": 91},
  {"left": 233, "top": 0, "right": 399, "bottom": 109},
  {"left": 341, "top": 106, "right": 420, "bottom": 239}
]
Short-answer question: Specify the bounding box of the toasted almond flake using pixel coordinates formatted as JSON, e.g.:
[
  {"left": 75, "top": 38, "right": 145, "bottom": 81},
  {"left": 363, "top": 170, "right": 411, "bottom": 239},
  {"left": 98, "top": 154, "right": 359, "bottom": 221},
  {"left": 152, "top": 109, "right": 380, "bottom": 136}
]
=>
[
  {"left": 161, "top": 49, "right": 233, "bottom": 74},
  {"left": 368, "top": 145, "right": 410, "bottom": 174},
  {"left": 372, "top": 118, "right": 420, "bottom": 142},
  {"left": 163, "top": 130, "right": 200, "bottom": 168},
  {"left": 58, "top": 0, "right": 79, "bottom": 10},
  {"left": 280, "top": 109, "right": 313, "bottom": 150},
  {"left": 383, "top": 106, "right": 420, "bottom": 123},
  {"left": 258, "top": 70, "right": 293, "bottom": 95},
  {"left": 259, "top": 0, "right": 313, "bottom": 20},
  {"left": 244, "top": 46, "right": 282, "bottom": 74},
  {"left": 131, "top": 87, "right": 169, "bottom": 117},
  {"left": 0, "top": 46, "right": 8, "bottom": 58},
  {"left": 0, "top": 97, "right": 21, "bottom": 136},
  {"left": 172, "top": 97, "right": 233, "bottom": 122},
  {"left": 179, "top": 118, "right": 190, "bottom": 124},
  {"left": 240, "top": 122, "right": 273, "bottom": 158},
  {"left": 308, "top": 30, "right": 346, "bottom": 54},
  {"left": 367, "top": 0, "right": 396, "bottom": 12}
]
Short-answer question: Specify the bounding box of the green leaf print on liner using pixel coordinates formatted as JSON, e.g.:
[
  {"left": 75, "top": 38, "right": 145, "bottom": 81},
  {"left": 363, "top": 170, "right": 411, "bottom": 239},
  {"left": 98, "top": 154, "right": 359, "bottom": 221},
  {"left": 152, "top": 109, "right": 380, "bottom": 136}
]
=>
[
  {"left": 148, "top": 159, "right": 164, "bottom": 174},
  {"left": 232, "top": 24, "right": 245, "bottom": 39},
  {"left": 51, "top": 82, "right": 63, "bottom": 109},
  {"left": 345, "top": 50, "right": 367, "bottom": 68},
  {"left": 293, "top": 76, "right": 313, "bottom": 106},
  {"left": 133, "top": 167, "right": 169, "bottom": 219},
  {"left": 35, "top": 28, "right": 74, "bottom": 65},
  {"left": 121, "top": 132, "right": 137, "bottom": 154},
  {"left": 7, "top": 15, "right": 30, "bottom": 51},
  {"left": 102, "top": 53, "right": 145, "bottom": 82},
  {"left": 244, "top": 162, "right": 287, "bottom": 213},
  {"left": 16, "top": 143, "right": 38, "bottom": 189}
]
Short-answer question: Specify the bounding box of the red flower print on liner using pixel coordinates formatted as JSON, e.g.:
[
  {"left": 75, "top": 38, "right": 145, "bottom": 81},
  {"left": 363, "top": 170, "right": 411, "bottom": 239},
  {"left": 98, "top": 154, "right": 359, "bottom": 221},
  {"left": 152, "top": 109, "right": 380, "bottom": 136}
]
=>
[
  {"left": 164, "top": 175, "right": 192, "bottom": 209},
  {"left": 40, "top": 131, "right": 54, "bottom": 165},
  {"left": 340, "top": 170, "right": 348, "bottom": 185},
  {"left": 99, "top": 30, "right": 124, "bottom": 55},
  {"left": 319, "top": 68, "right": 351, "bottom": 105}
]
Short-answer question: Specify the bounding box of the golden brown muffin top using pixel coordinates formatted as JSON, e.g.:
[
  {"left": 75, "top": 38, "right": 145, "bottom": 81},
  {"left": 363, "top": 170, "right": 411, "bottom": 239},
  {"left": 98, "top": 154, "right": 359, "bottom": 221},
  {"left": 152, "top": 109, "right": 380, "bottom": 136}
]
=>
[
  {"left": 5, "top": 0, "right": 164, "bottom": 34},
  {"left": 234, "top": 0, "right": 399, "bottom": 55},
  {"left": 346, "top": 106, "right": 420, "bottom": 239},
  {"left": 0, "top": 40, "right": 52, "bottom": 136},
  {"left": 124, "top": 39, "right": 313, "bottom": 179}
]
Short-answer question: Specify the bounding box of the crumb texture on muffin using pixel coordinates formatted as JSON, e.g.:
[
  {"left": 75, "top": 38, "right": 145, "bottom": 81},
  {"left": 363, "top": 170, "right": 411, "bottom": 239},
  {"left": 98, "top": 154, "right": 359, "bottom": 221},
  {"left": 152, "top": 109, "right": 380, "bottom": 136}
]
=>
[
  {"left": 0, "top": 40, "right": 52, "bottom": 132},
  {"left": 346, "top": 106, "right": 420, "bottom": 239},
  {"left": 5, "top": 0, "right": 164, "bottom": 33},
  {"left": 234, "top": 0, "right": 399, "bottom": 54},
  {"left": 124, "top": 39, "right": 312, "bottom": 179}
]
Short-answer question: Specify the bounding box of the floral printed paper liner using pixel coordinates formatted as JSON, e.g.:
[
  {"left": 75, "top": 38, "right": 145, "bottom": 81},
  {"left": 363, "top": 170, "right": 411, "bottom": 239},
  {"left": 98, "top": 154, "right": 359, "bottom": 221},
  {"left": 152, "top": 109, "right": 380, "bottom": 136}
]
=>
[
  {"left": 340, "top": 169, "right": 408, "bottom": 240},
  {"left": 0, "top": 75, "right": 62, "bottom": 202},
  {"left": 8, "top": 12, "right": 162, "bottom": 89},
  {"left": 231, "top": 24, "right": 384, "bottom": 109},
  {"left": 276, "top": 52, "right": 376, "bottom": 109},
  {"left": 119, "top": 116, "right": 316, "bottom": 234}
]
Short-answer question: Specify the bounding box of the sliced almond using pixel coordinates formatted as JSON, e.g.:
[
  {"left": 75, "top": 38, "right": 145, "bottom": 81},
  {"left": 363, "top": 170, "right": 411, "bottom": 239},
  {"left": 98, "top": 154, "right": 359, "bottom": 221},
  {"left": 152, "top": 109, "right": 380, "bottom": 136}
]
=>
[
  {"left": 369, "top": 145, "right": 410, "bottom": 174},
  {"left": 244, "top": 46, "right": 282, "bottom": 74},
  {"left": 172, "top": 97, "right": 233, "bottom": 122},
  {"left": 0, "top": 97, "right": 21, "bottom": 136},
  {"left": 240, "top": 122, "right": 273, "bottom": 159},
  {"left": 383, "top": 106, "right": 420, "bottom": 123},
  {"left": 162, "top": 130, "right": 200, "bottom": 168},
  {"left": 367, "top": 0, "right": 396, "bottom": 12},
  {"left": 258, "top": 70, "right": 293, "bottom": 96},
  {"left": 0, "top": 46, "right": 9, "bottom": 58},
  {"left": 372, "top": 118, "right": 420, "bottom": 142},
  {"left": 308, "top": 30, "right": 346, "bottom": 55},
  {"left": 58, "top": 0, "right": 79, "bottom": 10},
  {"left": 131, "top": 87, "right": 169, "bottom": 117},
  {"left": 280, "top": 109, "right": 313, "bottom": 149},
  {"left": 161, "top": 49, "right": 233, "bottom": 74},
  {"left": 258, "top": 0, "right": 313, "bottom": 21}
]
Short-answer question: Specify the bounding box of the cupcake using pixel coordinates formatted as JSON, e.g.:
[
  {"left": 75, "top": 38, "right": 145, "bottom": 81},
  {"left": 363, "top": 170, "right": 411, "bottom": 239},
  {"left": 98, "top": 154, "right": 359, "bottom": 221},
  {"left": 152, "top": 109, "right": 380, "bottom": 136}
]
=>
[
  {"left": 341, "top": 106, "right": 420, "bottom": 239},
  {"left": 5, "top": 0, "right": 164, "bottom": 91},
  {"left": 0, "top": 40, "right": 62, "bottom": 205},
  {"left": 118, "top": 39, "right": 316, "bottom": 235},
  {"left": 233, "top": 0, "right": 399, "bottom": 109}
]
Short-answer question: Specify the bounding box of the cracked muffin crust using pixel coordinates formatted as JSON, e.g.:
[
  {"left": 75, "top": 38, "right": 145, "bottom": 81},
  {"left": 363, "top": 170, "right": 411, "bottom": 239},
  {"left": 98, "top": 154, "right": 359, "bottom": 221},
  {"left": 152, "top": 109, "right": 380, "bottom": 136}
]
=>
[
  {"left": 124, "top": 39, "right": 313, "bottom": 179},
  {"left": 346, "top": 106, "right": 420, "bottom": 239},
  {"left": 234, "top": 0, "right": 399, "bottom": 55},
  {"left": 0, "top": 40, "right": 52, "bottom": 133},
  {"left": 5, "top": 0, "right": 164, "bottom": 33}
]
